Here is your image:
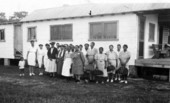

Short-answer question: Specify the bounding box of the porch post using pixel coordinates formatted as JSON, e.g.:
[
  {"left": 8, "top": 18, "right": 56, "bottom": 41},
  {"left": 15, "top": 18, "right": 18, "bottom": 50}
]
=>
[{"left": 4, "top": 58, "right": 10, "bottom": 66}]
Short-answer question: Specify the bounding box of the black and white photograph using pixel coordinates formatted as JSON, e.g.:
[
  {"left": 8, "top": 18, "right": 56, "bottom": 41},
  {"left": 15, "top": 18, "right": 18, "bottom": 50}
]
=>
[{"left": 0, "top": 0, "right": 170, "bottom": 103}]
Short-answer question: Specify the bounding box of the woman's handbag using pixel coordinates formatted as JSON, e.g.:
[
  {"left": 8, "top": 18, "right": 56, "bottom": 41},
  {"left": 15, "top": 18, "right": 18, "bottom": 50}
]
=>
[
  {"left": 107, "top": 65, "right": 115, "bottom": 72},
  {"left": 92, "top": 69, "right": 103, "bottom": 76},
  {"left": 118, "top": 66, "right": 128, "bottom": 75}
]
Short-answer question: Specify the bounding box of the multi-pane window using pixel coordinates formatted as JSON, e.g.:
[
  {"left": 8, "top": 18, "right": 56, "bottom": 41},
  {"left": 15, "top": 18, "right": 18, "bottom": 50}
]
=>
[
  {"left": 90, "top": 21, "right": 118, "bottom": 40},
  {"left": 50, "top": 24, "right": 72, "bottom": 40},
  {"left": 28, "top": 27, "right": 36, "bottom": 41},
  {"left": 149, "top": 23, "right": 155, "bottom": 42},
  {"left": 0, "top": 29, "right": 5, "bottom": 41}
]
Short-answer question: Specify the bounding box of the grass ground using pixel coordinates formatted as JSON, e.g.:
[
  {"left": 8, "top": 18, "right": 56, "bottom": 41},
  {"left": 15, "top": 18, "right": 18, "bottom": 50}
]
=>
[{"left": 0, "top": 66, "right": 169, "bottom": 103}]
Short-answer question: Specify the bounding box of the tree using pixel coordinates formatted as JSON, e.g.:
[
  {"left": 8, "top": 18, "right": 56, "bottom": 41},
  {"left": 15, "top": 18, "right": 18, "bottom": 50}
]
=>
[
  {"left": 0, "top": 12, "right": 8, "bottom": 23},
  {"left": 9, "top": 11, "right": 28, "bottom": 22}
]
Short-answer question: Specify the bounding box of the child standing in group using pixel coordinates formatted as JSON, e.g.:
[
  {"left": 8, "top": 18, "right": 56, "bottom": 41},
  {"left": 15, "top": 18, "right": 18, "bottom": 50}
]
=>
[{"left": 18, "top": 57, "right": 25, "bottom": 76}]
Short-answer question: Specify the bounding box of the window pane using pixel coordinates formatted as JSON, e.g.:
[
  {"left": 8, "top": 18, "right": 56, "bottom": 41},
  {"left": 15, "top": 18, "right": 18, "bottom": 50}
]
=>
[
  {"left": 57, "top": 26, "right": 62, "bottom": 40},
  {"left": 0, "top": 30, "right": 5, "bottom": 40},
  {"left": 28, "top": 27, "right": 36, "bottom": 40},
  {"left": 104, "top": 22, "right": 117, "bottom": 39},
  {"left": 51, "top": 26, "right": 59, "bottom": 40},
  {"left": 50, "top": 24, "right": 72, "bottom": 40},
  {"left": 63, "top": 24, "right": 72, "bottom": 40},
  {"left": 149, "top": 23, "right": 155, "bottom": 41},
  {"left": 90, "top": 21, "right": 118, "bottom": 40},
  {"left": 90, "top": 23, "right": 103, "bottom": 39},
  {"left": 139, "top": 21, "right": 145, "bottom": 40},
  {"left": 31, "top": 28, "right": 36, "bottom": 39}
]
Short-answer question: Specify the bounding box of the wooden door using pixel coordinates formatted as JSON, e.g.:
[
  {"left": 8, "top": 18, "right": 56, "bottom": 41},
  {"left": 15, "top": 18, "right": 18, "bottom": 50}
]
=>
[{"left": 138, "top": 15, "right": 146, "bottom": 59}]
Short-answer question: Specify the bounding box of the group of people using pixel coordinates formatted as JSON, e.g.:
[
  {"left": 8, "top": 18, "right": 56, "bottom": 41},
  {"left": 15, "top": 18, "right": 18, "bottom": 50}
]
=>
[{"left": 18, "top": 40, "right": 131, "bottom": 84}]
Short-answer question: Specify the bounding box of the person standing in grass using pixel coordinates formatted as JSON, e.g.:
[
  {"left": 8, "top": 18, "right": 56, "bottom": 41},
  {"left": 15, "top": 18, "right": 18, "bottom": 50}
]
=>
[
  {"left": 106, "top": 45, "right": 118, "bottom": 83},
  {"left": 119, "top": 44, "right": 131, "bottom": 84},
  {"left": 37, "top": 44, "right": 45, "bottom": 76},
  {"left": 87, "top": 42, "right": 98, "bottom": 81},
  {"left": 44, "top": 43, "right": 50, "bottom": 73},
  {"left": 18, "top": 57, "right": 25, "bottom": 76},
  {"left": 71, "top": 45, "right": 85, "bottom": 84},
  {"left": 95, "top": 47, "right": 107, "bottom": 84},
  {"left": 62, "top": 46, "right": 73, "bottom": 78},
  {"left": 57, "top": 45, "right": 65, "bottom": 77},
  {"left": 115, "top": 44, "right": 122, "bottom": 81},
  {"left": 83, "top": 43, "right": 91, "bottom": 83},
  {"left": 48, "top": 42, "right": 58, "bottom": 77},
  {"left": 26, "top": 40, "right": 37, "bottom": 76}
]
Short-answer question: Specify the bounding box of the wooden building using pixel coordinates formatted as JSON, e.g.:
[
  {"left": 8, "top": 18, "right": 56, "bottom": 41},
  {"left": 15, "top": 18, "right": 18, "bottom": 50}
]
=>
[{"left": 0, "top": 3, "right": 170, "bottom": 79}]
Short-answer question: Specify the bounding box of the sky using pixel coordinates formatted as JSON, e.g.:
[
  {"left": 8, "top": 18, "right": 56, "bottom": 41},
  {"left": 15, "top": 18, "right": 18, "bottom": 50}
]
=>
[{"left": 0, "top": 0, "right": 170, "bottom": 18}]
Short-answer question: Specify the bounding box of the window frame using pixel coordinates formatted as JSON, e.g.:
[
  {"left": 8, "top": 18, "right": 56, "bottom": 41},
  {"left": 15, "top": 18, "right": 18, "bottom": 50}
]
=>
[
  {"left": 0, "top": 29, "right": 5, "bottom": 42},
  {"left": 27, "top": 26, "right": 37, "bottom": 42},
  {"left": 50, "top": 24, "right": 73, "bottom": 41},
  {"left": 148, "top": 23, "right": 155, "bottom": 42},
  {"left": 89, "top": 21, "right": 119, "bottom": 41}
]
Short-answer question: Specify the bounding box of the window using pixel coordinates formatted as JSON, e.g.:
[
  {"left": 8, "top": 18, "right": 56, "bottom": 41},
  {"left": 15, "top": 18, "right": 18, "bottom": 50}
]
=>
[
  {"left": 28, "top": 27, "right": 36, "bottom": 41},
  {"left": 50, "top": 24, "right": 72, "bottom": 41},
  {"left": 149, "top": 23, "right": 155, "bottom": 42},
  {"left": 90, "top": 21, "right": 118, "bottom": 40},
  {"left": 0, "top": 29, "right": 5, "bottom": 41}
]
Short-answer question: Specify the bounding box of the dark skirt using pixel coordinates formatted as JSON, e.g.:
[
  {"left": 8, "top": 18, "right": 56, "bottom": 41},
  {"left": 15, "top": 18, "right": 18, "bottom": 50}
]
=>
[{"left": 57, "top": 59, "right": 64, "bottom": 75}]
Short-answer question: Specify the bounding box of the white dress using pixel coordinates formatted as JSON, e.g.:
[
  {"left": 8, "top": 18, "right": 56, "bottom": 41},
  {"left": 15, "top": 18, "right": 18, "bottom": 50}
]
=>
[
  {"left": 119, "top": 51, "right": 131, "bottom": 69},
  {"left": 95, "top": 53, "right": 108, "bottom": 77},
  {"left": 18, "top": 61, "right": 25, "bottom": 69},
  {"left": 62, "top": 51, "right": 73, "bottom": 77},
  {"left": 37, "top": 48, "right": 45, "bottom": 68},
  {"left": 27, "top": 46, "right": 37, "bottom": 66},
  {"left": 48, "top": 59, "right": 57, "bottom": 73},
  {"left": 44, "top": 49, "right": 50, "bottom": 72},
  {"left": 116, "top": 50, "right": 121, "bottom": 70},
  {"left": 82, "top": 49, "right": 89, "bottom": 66}
]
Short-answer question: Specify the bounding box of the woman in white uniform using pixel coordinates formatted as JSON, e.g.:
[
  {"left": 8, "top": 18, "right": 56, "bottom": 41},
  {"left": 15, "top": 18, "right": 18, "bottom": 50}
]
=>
[
  {"left": 26, "top": 40, "right": 37, "bottom": 76},
  {"left": 44, "top": 44, "right": 50, "bottom": 73},
  {"left": 37, "top": 44, "right": 45, "bottom": 76},
  {"left": 62, "top": 46, "right": 73, "bottom": 77},
  {"left": 95, "top": 47, "right": 107, "bottom": 83}
]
